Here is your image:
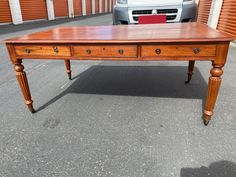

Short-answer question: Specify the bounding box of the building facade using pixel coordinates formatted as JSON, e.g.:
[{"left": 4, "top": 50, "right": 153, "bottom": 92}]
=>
[
  {"left": 1, "top": 0, "right": 236, "bottom": 39},
  {"left": 0, "top": 0, "right": 116, "bottom": 25}
]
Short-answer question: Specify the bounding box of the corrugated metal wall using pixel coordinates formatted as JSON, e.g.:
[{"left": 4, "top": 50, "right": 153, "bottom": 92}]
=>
[
  {"left": 95, "top": 0, "right": 99, "bottom": 14},
  {"left": 0, "top": 0, "right": 114, "bottom": 25},
  {"left": 0, "top": 0, "right": 12, "bottom": 23},
  {"left": 197, "top": 0, "right": 213, "bottom": 24},
  {"left": 217, "top": 0, "right": 236, "bottom": 37},
  {"left": 74, "top": 0, "right": 82, "bottom": 16},
  {"left": 102, "top": 0, "right": 105, "bottom": 13},
  {"left": 54, "top": 0, "right": 69, "bottom": 17},
  {"left": 20, "top": 0, "right": 47, "bottom": 21},
  {"left": 86, "top": 0, "right": 92, "bottom": 15}
]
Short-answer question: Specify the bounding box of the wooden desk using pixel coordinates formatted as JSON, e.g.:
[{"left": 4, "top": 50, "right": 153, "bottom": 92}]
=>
[{"left": 5, "top": 23, "right": 234, "bottom": 125}]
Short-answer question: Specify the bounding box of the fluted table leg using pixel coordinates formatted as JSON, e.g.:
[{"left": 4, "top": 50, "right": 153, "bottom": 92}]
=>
[
  {"left": 14, "top": 59, "right": 35, "bottom": 113},
  {"left": 203, "top": 63, "right": 224, "bottom": 125},
  {"left": 203, "top": 42, "right": 229, "bottom": 125}
]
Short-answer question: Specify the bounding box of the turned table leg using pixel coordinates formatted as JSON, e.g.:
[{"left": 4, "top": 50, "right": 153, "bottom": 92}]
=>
[
  {"left": 185, "top": 60, "right": 195, "bottom": 84},
  {"left": 203, "top": 63, "right": 224, "bottom": 125},
  {"left": 14, "top": 60, "right": 35, "bottom": 113},
  {"left": 64, "top": 60, "right": 72, "bottom": 80},
  {"left": 203, "top": 42, "right": 229, "bottom": 125}
]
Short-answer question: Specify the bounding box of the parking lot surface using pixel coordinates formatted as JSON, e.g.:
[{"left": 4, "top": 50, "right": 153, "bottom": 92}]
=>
[{"left": 0, "top": 14, "right": 236, "bottom": 177}]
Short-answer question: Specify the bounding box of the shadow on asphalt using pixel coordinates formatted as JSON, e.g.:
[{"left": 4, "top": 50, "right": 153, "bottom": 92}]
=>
[
  {"left": 36, "top": 65, "right": 208, "bottom": 112},
  {"left": 181, "top": 160, "right": 236, "bottom": 177}
]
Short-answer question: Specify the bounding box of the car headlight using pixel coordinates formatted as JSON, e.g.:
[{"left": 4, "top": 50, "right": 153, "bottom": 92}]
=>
[{"left": 117, "top": 0, "right": 127, "bottom": 4}]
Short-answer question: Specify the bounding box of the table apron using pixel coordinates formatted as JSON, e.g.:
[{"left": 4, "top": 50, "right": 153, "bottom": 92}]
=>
[{"left": 13, "top": 43, "right": 217, "bottom": 61}]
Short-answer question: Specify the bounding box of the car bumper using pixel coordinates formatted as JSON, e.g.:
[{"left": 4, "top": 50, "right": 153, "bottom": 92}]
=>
[{"left": 113, "top": 3, "right": 197, "bottom": 25}]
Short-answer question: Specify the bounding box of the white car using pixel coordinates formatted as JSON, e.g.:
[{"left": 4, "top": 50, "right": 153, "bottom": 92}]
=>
[{"left": 113, "top": 0, "right": 197, "bottom": 24}]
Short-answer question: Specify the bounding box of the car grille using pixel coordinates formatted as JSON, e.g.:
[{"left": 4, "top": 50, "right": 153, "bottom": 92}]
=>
[
  {"left": 132, "top": 9, "right": 178, "bottom": 22},
  {"left": 167, "top": 15, "right": 177, "bottom": 20},
  {"left": 132, "top": 9, "right": 178, "bottom": 15},
  {"left": 156, "top": 9, "right": 178, "bottom": 14},
  {"left": 132, "top": 10, "right": 152, "bottom": 15}
]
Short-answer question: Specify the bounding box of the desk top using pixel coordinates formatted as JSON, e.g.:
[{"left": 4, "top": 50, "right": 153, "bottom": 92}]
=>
[{"left": 4, "top": 22, "right": 234, "bottom": 44}]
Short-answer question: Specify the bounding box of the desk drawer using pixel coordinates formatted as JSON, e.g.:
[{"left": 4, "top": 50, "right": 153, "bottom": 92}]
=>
[
  {"left": 15, "top": 45, "right": 71, "bottom": 57},
  {"left": 141, "top": 44, "right": 216, "bottom": 57},
  {"left": 73, "top": 45, "right": 137, "bottom": 58}
]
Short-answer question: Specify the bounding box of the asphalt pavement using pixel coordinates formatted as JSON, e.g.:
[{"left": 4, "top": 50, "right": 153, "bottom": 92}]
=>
[{"left": 0, "top": 14, "right": 236, "bottom": 177}]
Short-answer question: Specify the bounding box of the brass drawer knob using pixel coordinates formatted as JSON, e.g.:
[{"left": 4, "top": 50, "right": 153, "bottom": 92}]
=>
[
  {"left": 86, "top": 49, "right": 91, "bottom": 54},
  {"left": 193, "top": 48, "right": 200, "bottom": 54},
  {"left": 155, "top": 48, "right": 161, "bottom": 54},
  {"left": 25, "top": 48, "right": 31, "bottom": 54},
  {"left": 118, "top": 49, "right": 124, "bottom": 55},
  {"left": 54, "top": 47, "right": 59, "bottom": 54}
]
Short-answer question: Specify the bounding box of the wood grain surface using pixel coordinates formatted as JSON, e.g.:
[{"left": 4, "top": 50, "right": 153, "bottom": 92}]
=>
[{"left": 4, "top": 23, "right": 235, "bottom": 44}]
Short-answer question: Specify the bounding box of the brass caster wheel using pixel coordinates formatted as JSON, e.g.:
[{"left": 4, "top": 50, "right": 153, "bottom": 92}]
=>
[
  {"left": 203, "top": 119, "right": 209, "bottom": 126},
  {"left": 28, "top": 105, "right": 35, "bottom": 113},
  {"left": 68, "top": 74, "right": 72, "bottom": 80},
  {"left": 185, "top": 80, "right": 190, "bottom": 84}
]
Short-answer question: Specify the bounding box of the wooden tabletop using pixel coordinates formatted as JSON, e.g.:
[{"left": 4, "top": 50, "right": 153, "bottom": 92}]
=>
[{"left": 4, "top": 22, "right": 234, "bottom": 44}]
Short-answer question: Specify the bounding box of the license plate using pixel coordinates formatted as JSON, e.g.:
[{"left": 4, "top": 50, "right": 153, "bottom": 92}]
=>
[{"left": 138, "top": 15, "right": 167, "bottom": 24}]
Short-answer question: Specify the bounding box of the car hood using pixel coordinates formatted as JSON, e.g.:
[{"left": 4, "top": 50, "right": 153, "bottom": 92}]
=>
[{"left": 128, "top": 0, "right": 183, "bottom": 6}]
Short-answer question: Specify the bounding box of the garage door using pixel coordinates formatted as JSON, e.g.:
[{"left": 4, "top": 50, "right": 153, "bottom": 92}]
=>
[
  {"left": 54, "top": 0, "right": 69, "bottom": 17},
  {"left": 102, "top": 0, "right": 105, "bottom": 13},
  {"left": 0, "top": 0, "right": 12, "bottom": 23},
  {"left": 197, "top": 0, "right": 213, "bottom": 24},
  {"left": 20, "top": 0, "right": 47, "bottom": 21},
  {"left": 86, "top": 0, "right": 92, "bottom": 15},
  {"left": 217, "top": 0, "right": 236, "bottom": 37},
  {"left": 74, "top": 0, "right": 82, "bottom": 16},
  {"left": 95, "top": 0, "right": 99, "bottom": 14}
]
